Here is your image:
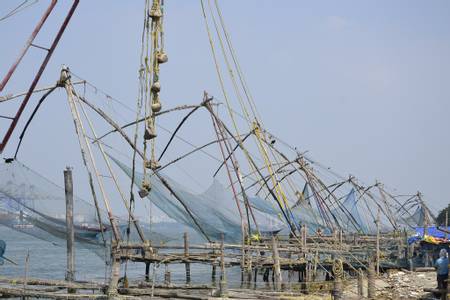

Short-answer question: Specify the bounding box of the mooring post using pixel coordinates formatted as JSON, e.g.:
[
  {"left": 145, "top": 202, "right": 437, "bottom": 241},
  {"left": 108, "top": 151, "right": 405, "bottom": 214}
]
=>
[
  {"left": 219, "top": 233, "right": 228, "bottom": 297},
  {"left": 272, "top": 235, "right": 282, "bottom": 291},
  {"left": 183, "top": 232, "right": 191, "bottom": 284},
  {"left": 357, "top": 268, "right": 364, "bottom": 298},
  {"left": 64, "top": 167, "right": 75, "bottom": 284},
  {"left": 367, "top": 260, "right": 376, "bottom": 300}
]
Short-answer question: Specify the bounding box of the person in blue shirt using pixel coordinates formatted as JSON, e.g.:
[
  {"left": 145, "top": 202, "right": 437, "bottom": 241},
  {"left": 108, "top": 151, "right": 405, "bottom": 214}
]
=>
[{"left": 435, "top": 248, "right": 449, "bottom": 290}]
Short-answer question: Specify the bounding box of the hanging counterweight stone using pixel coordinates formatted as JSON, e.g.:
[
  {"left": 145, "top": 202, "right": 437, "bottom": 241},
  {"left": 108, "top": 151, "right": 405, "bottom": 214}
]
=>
[
  {"left": 157, "top": 52, "right": 168, "bottom": 64},
  {"left": 138, "top": 189, "right": 149, "bottom": 198},
  {"left": 149, "top": 3, "right": 162, "bottom": 19},
  {"left": 151, "top": 81, "right": 161, "bottom": 93},
  {"left": 139, "top": 180, "right": 151, "bottom": 198},
  {"left": 144, "top": 124, "right": 157, "bottom": 140},
  {"left": 151, "top": 99, "right": 162, "bottom": 113}
]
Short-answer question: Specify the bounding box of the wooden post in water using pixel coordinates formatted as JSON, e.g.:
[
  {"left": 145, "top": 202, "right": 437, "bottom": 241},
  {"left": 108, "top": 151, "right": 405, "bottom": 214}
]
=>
[
  {"left": 272, "top": 235, "right": 282, "bottom": 291},
  {"left": 367, "top": 260, "right": 375, "bottom": 300},
  {"left": 164, "top": 263, "right": 171, "bottom": 285},
  {"left": 212, "top": 263, "right": 217, "bottom": 287},
  {"left": 145, "top": 262, "right": 150, "bottom": 282},
  {"left": 183, "top": 232, "right": 191, "bottom": 284},
  {"left": 211, "top": 240, "right": 216, "bottom": 287},
  {"left": 376, "top": 208, "right": 380, "bottom": 276},
  {"left": 107, "top": 251, "right": 120, "bottom": 297},
  {"left": 219, "top": 233, "right": 228, "bottom": 297},
  {"left": 64, "top": 167, "right": 75, "bottom": 283}
]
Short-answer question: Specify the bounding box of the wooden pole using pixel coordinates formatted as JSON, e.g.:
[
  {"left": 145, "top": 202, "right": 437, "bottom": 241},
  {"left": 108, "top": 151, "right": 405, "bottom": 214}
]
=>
[
  {"left": 357, "top": 268, "right": 364, "bottom": 298},
  {"left": 376, "top": 208, "right": 380, "bottom": 276},
  {"left": 145, "top": 262, "right": 150, "bottom": 282},
  {"left": 367, "top": 260, "right": 375, "bottom": 300},
  {"left": 184, "top": 232, "right": 191, "bottom": 284},
  {"left": 219, "top": 233, "right": 228, "bottom": 297},
  {"left": 64, "top": 167, "right": 75, "bottom": 283},
  {"left": 23, "top": 250, "right": 29, "bottom": 296},
  {"left": 107, "top": 254, "right": 120, "bottom": 297},
  {"left": 333, "top": 277, "right": 343, "bottom": 300},
  {"left": 211, "top": 263, "right": 217, "bottom": 287},
  {"left": 445, "top": 209, "right": 448, "bottom": 240},
  {"left": 164, "top": 263, "right": 171, "bottom": 285},
  {"left": 331, "top": 258, "right": 343, "bottom": 300},
  {"left": 272, "top": 235, "right": 282, "bottom": 291}
]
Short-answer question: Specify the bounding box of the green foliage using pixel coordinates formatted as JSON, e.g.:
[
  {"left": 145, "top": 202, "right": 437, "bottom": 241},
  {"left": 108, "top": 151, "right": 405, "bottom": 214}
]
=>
[{"left": 436, "top": 204, "right": 450, "bottom": 225}]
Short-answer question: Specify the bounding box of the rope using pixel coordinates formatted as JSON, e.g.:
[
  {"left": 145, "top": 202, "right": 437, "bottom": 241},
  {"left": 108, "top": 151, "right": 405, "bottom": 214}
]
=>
[
  {"left": 0, "top": 0, "right": 38, "bottom": 22},
  {"left": 63, "top": 71, "right": 120, "bottom": 241}
]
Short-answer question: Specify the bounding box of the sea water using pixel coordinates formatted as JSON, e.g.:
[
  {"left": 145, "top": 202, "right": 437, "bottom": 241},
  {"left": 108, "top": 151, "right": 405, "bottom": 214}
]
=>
[{"left": 0, "top": 226, "right": 246, "bottom": 286}]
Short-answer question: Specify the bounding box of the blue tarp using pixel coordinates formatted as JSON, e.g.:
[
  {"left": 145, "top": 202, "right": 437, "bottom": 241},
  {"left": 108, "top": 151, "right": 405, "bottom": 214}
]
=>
[
  {"left": 415, "top": 226, "right": 450, "bottom": 239},
  {"left": 407, "top": 226, "right": 450, "bottom": 245}
]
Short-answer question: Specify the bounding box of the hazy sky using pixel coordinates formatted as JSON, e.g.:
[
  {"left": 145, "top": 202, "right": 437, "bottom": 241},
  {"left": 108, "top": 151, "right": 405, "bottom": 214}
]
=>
[{"left": 1, "top": 0, "right": 449, "bottom": 213}]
